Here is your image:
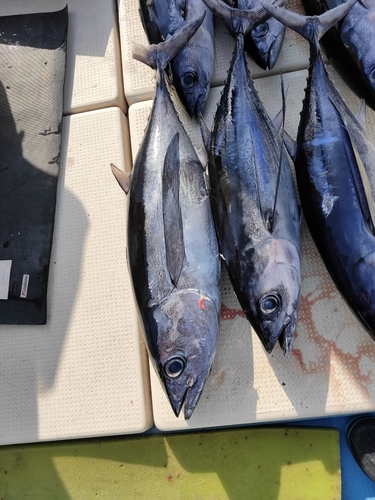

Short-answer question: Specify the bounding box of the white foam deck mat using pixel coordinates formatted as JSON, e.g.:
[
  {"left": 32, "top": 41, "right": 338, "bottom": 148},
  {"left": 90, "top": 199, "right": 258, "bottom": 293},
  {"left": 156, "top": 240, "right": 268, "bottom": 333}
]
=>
[
  {"left": 128, "top": 68, "right": 375, "bottom": 431},
  {"left": 0, "top": 107, "right": 152, "bottom": 445},
  {"left": 1, "top": 0, "right": 126, "bottom": 115},
  {"left": 119, "top": 0, "right": 310, "bottom": 106}
]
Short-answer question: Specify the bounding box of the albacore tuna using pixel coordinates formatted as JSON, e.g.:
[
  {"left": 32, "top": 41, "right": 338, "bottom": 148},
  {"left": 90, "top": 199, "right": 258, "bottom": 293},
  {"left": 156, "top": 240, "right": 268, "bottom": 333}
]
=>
[
  {"left": 139, "top": 0, "right": 214, "bottom": 117},
  {"left": 301, "top": 0, "right": 375, "bottom": 111},
  {"left": 201, "top": 0, "right": 301, "bottom": 356},
  {"left": 262, "top": 0, "right": 375, "bottom": 340},
  {"left": 225, "top": 0, "right": 287, "bottom": 70},
  {"left": 112, "top": 16, "right": 221, "bottom": 419}
]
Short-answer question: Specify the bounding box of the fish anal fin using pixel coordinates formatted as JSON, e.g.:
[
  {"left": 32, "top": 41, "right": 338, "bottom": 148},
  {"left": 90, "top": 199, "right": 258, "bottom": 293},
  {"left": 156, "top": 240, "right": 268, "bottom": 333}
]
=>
[{"left": 163, "top": 133, "right": 185, "bottom": 286}]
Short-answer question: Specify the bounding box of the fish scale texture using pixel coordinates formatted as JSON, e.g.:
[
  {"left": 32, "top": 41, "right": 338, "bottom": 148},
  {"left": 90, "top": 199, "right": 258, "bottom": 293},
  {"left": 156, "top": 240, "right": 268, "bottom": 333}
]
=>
[
  {"left": 0, "top": 107, "right": 152, "bottom": 444},
  {"left": 128, "top": 66, "right": 375, "bottom": 431},
  {"left": 119, "top": 0, "right": 310, "bottom": 105},
  {"left": 1, "top": 0, "right": 125, "bottom": 114}
]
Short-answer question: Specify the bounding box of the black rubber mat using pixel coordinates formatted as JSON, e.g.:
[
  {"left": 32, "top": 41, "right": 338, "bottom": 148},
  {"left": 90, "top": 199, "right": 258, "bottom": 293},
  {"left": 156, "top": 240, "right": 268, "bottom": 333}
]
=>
[{"left": 0, "top": 7, "right": 68, "bottom": 324}]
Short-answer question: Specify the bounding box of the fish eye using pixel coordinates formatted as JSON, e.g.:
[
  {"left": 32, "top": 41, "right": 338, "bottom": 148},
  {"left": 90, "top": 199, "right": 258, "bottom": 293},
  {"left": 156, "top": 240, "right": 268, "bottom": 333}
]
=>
[
  {"left": 252, "top": 22, "right": 269, "bottom": 38},
  {"left": 370, "top": 67, "right": 375, "bottom": 84},
  {"left": 259, "top": 293, "right": 280, "bottom": 314},
  {"left": 164, "top": 357, "right": 186, "bottom": 378},
  {"left": 181, "top": 71, "right": 198, "bottom": 88}
]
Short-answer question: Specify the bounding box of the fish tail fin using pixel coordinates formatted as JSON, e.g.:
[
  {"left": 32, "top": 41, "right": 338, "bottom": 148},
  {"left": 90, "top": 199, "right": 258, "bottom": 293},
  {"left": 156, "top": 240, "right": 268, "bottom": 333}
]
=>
[
  {"left": 261, "top": 0, "right": 356, "bottom": 43},
  {"left": 202, "top": 0, "right": 284, "bottom": 36},
  {"left": 132, "top": 12, "right": 205, "bottom": 71}
]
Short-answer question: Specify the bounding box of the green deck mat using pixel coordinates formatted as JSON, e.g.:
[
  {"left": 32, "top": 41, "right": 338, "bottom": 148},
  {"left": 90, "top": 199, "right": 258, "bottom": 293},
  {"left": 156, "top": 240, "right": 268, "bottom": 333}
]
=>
[{"left": 0, "top": 426, "right": 340, "bottom": 499}]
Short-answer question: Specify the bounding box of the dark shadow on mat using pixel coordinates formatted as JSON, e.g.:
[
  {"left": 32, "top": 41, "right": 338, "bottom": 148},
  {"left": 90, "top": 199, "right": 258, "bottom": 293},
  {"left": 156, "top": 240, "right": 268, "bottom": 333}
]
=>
[{"left": 0, "top": 83, "right": 87, "bottom": 445}]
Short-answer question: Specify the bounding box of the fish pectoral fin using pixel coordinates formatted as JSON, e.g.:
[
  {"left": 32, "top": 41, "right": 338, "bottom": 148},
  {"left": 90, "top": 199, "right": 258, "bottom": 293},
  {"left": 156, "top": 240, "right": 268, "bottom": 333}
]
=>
[
  {"left": 272, "top": 108, "right": 284, "bottom": 134},
  {"left": 163, "top": 133, "right": 185, "bottom": 286},
  {"left": 199, "top": 116, "right": 211, "bottom": 153},
  {"left": 356, "top": 100, "right": 367, "bottom": 130},
  {"left": 282, "top": 131, "right": 297, "bottom": 162},
  {"left": 345, "top": 134, "right": 375, "bottom": 234},
  {"left": 195, "top": 145, "right": 208, "bottom": 170},
  {"left": 111, "top": 163, "right": 131, "bottom": 194}
]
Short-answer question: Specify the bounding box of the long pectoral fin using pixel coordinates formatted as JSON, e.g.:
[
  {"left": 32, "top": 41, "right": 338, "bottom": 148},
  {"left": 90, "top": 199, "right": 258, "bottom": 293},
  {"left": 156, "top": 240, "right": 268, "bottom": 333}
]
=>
[
  {"left": 330, "top": 96, "right": 375, "bottom": 233},
  {"left": 163, "top": 133, "right": 185, "bottom": 286},
  {"left": 356, "top": 100, "right": 367, "bottom": 130},
  {"left": 345, "top": 134, "right": 375, "bottom": 234}
]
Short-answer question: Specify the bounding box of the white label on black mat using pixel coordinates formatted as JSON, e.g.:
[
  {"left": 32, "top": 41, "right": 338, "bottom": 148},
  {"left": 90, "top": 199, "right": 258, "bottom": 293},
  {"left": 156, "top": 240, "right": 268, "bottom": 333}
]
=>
[
  {"left": 20, "top": 274, "right": 30, "bottom": 299},
  {"left": 0, "top": 260, "right": 12, "bottom": 300}
]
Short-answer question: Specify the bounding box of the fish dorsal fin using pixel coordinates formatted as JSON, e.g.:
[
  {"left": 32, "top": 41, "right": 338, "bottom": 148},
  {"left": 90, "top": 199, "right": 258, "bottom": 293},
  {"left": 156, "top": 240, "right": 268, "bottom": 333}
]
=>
[
  {"left": 132, "top": 12, "right": 205, "bottom": 71},
  {"left": 111, "top": 163, "right": 131, "bottom": 194},
  {"left": 163, "top": 133, "right": 185, "bottom": 286},
  {"left": 202, "top": 0, "right": 280, "bottom": 35},
  {"left": 261, "top": 0, "right": 357, "bottom": 43}
]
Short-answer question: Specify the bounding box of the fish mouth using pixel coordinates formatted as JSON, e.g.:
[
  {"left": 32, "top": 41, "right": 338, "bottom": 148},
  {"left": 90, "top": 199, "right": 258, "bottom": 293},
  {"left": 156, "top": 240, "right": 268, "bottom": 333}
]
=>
[
  {"left": 186, "top": 87, "right": 208, "bottom": 119},
  {"left": 256, "top": 311, "right": 297, "bottom": 357},
  {"left": 164, "top": 375, "right": 207, "bottom": 420},
  {"left": 278, "top": 312, "right": 297, "bottom": 358}
]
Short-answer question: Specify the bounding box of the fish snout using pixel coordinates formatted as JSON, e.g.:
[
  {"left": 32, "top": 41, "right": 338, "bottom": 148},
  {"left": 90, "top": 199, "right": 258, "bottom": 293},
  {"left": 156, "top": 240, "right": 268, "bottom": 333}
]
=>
[{"left": 278, "top": 311, "right": 298, "bottom": 357}]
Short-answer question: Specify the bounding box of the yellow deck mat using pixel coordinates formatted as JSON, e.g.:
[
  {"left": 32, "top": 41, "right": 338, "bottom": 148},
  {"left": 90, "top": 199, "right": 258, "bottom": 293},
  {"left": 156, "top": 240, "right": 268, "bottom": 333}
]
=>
[{"left": 0, "top": 427, "right": 340, "bottom": 499}]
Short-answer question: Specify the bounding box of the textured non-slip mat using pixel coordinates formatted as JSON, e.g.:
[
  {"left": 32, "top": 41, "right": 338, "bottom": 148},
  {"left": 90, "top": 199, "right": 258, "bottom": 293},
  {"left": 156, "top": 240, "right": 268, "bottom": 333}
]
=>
[
  {"left": 0, "top": 7, "right": 68, "bottom": 324},
  {"left": 1, "top": 0, "right": 125, "bottom": 115},
  {"left": 0, "top": 107, "right": 152, "bottom": 445},
  {"left": 0, "top": 427, "right": 341, "bottom": 500}
]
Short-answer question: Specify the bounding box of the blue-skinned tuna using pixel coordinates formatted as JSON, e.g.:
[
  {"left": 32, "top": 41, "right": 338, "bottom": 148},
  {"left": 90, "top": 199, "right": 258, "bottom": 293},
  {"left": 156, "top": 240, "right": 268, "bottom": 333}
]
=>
[
  {"left": 139, "top": 0, "right": 214, "bottom": 117},
  {"left": 262, "top": 0, "right": 375, "bottom": 340},
  {"left": 112, "top": 16, "right": 221, "bottom": 419},
  {"left": 202, "top": 0, "right": 301, "bottom": 356},
  {"left": 226, "top": 0, "right": 286, "bottom": 69},
  {"left": 301, "top": 0, "right": 375, "bottom": 111}
]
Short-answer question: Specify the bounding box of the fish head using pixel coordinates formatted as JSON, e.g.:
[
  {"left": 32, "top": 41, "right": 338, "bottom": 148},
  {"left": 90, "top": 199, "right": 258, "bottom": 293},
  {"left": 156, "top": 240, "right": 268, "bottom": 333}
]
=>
[
  {"left": 171, "top": 45, "right": 214, "bottom": 118},
  {"left": 248, "top": 17, "right": 285, "bottom": 70},
  {"left": 152, "top": 289, "right": 219, "bottom": 419},
  {"left": 248, "top": 238, "right": 300, "bottom": 356}
]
